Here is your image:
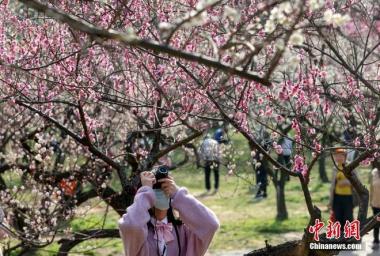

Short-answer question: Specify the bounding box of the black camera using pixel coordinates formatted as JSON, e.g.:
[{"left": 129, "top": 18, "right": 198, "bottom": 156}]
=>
[{"left": 152, "top": 165, "right": 169, "bottom": 189}]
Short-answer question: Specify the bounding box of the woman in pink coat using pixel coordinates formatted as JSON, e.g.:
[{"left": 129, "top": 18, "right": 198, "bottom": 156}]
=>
[{"left": 118, "top": 170, "right": 220, "bottom": 256}]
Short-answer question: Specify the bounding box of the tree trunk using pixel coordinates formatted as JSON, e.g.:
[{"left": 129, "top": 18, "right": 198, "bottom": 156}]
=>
[
  {"left": 318, "top": 154, "right": 329, "bottom": 183},
  {"left": 276, "top": 170, "right": 288, "bottom": 220},
  {"left": 57, "top": 229, "right": 120, "bottom": 256},
  {"left": 244, "top": 240, "right": 304, "bottom": 256}
]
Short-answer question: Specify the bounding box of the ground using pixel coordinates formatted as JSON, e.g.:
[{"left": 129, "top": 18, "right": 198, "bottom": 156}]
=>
[{"left": 338, "top": 232, "right": 378, "bottom": 256}]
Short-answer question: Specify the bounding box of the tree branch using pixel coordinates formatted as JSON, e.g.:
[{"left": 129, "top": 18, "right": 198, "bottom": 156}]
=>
[
  {"left": 17, "top": 0, "right": 271, "bottom": 86},
  {"left": 57, "top": 229, "right": 120, "bottom": 256}
]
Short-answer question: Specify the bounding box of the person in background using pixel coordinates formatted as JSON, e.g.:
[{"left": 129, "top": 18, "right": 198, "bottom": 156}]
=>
[
  {"left": 343, "top": 125, "right": 357, "bottom": 163},
  {"left": 329, "top": 148, "right": 356, "bottom": 232},
  {"left": 118, "top": 171, "right": 219, "bottom": 256},
  {"left": 253, "top": 153, "right": 268, "bottom": 199},
  {"left": 370, "top": 159, "right": 380, "bottom": 249},
  {"left": 277, "top": 135, "right": 293, "bottom": 182},
  {"left": 214, "top": 128, "right": 228, "bottom": 144},
  {"left": 199, "top": 133, "right": 220, "bottom": 194},
  {"left": 253, "top": 127, "right": 271, "bottom": 199},
  {"left": 279, "top": 137, "right": 293, "bottom": 169}
]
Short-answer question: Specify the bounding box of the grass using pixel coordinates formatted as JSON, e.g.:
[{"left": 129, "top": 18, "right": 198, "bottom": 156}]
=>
[
  {"left": 4, "top": 133, "right": 374, "bottom": 255},
  {"left": 179, "top": 168, "right": 309, "bottom": 252}
]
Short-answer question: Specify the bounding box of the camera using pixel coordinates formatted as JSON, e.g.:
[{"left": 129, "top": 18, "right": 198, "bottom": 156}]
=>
[{"left": 152, "top": 165, "right": 169, "bottom": 189}]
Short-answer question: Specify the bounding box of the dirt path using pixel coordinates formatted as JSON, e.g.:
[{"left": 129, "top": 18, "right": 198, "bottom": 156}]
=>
[{"left": 338, "top": 230, "right": 379, "bottom": 256}]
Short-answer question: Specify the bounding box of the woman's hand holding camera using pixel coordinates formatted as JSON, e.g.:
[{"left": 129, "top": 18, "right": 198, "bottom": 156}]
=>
[
  {"left": 141, "top": 171, "right": 178, "bottom": 197},
  {"left": 159, "top": 176, "right": 178, "bottom": 198},
  {"left": 140, "top": 171, "right": 156, "bottom": 188}
]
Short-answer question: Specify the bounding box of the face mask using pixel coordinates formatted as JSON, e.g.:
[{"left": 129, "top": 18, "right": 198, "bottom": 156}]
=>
[{"left": 153, "top": 189, "right": 170, "bottom": 210}]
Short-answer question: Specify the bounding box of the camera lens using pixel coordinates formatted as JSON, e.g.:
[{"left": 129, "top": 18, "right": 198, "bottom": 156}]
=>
[
  {"left": 157, "top": 166, "right": 168, "bottom": 175},
  {"left": 153, "top": 166, "right": 169, "bottom": 189}
]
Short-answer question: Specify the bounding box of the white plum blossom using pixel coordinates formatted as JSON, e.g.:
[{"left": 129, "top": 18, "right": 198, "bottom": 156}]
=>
[
  {"left": 265, "top": 2, "right": 296, "bottom": 34},
  {"left": 324, "top": 10, "right": 351, "bottom": 27},
  {"left": 195, "top": 0, "right": 218, "bottom": 10},
  {"left": 264, "top": 20, "right": 276, "bottom": 33},
  {"left": 324, "top": 9, "right": 334, "bottom": 23},
  {"left": 183, "top": 10, "right": 208, "bottom": 28},
  {"left": 34, "top": 154, "right": 43, "bottom": 162},
  {"left": 269, "top": 7, "right": 282, "bottom": 21},
  {"left": 223, "top": 6, "right": 241, "bottom": 22},
  {"left": 280, "top": 2, "right": 293, "bottom": 14},
  {"left": 158, "top": 22, "right": 173, "bottom": 32},
  {"left": 287, "top": 56, "right": 300, "bottom": 70},
  {"left": 289, "top": 31, "right": 304, "bottom": 46},
  {"left": 310, "top": 0, "right": 324, "bottom": 10},
  {"left": 34, "top": 143, "right": 41, "bottom": 150},
  {"left": 124, "top": 27, "right": 137, "bottom": 42},
  {"left": 333, "top": 14, "right": 351, "bottom": 27},
  {"left": 275, "top": 39, "right": 286, "bottom": 50}
]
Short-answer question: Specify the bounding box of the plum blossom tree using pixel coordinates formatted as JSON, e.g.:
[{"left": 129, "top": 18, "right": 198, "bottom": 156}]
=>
[{"left": 1, "top": 0, "right": 380, "bottom": 255}]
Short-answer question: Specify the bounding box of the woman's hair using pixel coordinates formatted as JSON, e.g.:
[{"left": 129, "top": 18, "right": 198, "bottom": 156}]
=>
[
  {"left": 147, "top": 206, "right": 182, "bottom": 227},
  {"left": 148, "top": 205, "right": 183, "bottom": 256}
]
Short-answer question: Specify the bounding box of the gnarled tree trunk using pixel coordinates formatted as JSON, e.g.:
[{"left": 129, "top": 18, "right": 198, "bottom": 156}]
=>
[{"left": 276, "top": 170, "right": 288, "bottom": 220}]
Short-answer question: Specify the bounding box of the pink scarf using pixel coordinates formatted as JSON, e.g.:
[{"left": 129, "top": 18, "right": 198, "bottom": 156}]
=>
[{"left": 154, "top": 220, "right": 174, "bottom": 243}]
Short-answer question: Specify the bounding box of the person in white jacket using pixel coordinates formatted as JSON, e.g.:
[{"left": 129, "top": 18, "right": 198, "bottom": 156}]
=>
[{"left": 199, "top": 135, "right": 220, "bottom": 194}]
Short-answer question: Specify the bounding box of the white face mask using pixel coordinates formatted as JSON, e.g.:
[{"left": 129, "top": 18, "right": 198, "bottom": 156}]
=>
[{"left": 153, "top": 189, "right": 170, "bottom": 210}]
